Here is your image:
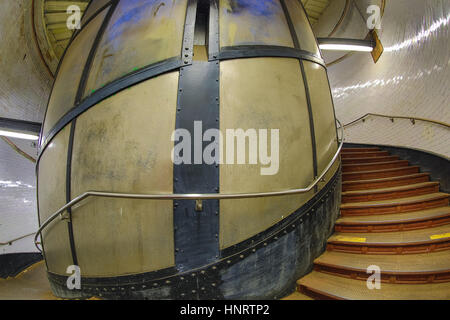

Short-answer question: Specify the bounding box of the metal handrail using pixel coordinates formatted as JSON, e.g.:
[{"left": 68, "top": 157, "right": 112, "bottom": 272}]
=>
[
  {"left": 343, "top": 113, "right": 450, "bottom": 129},
  {"left": 0, "top": 233, "right": 35, "bottom": 246},
  {"left": 34, "top": 120, "right": 344, "bottom": 252}
]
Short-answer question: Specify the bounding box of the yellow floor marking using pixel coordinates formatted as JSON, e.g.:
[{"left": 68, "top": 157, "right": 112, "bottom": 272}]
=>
[
  {"left": 430, "top": 233, "right": 450, "bottom": 240},
  {"left": 334, "top": 236, "right": 366, "bottom": 243}
]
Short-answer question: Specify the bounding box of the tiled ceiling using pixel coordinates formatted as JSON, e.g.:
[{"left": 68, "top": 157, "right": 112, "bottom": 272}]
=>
[
  {"left": 44, "top": 1, "right": 89, "bottom": 58},
  {"left": 301, "top": 0, "right": 331, "bottom": 25}
]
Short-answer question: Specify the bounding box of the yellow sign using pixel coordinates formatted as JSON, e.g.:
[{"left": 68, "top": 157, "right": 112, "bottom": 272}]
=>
[
  {"left": 430, "top": 233, "right": 450, "bottom": 240},
  {"left": 334, "top": 236, "right": 367, "bottom": 243}
]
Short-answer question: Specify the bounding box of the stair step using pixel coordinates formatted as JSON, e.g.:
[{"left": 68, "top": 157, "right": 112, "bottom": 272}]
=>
[
  {"left": 282, "top": 291, "right": 313, "bottom": 300},
  {"left": 335, "top": 207, "right": 450, "bottom": 233},
  {"left": 341, "top": 151, "right": 389, "bottom": 159},
  {"left": 340, "top": 193, "right": 449, "bottom": 216},
  {"left": 342, "top": 173, "right": 430, "bottom": 192},
  {"left": 327, "top": 225, "right": 450, "bottom": 254},
  {"left": 341, "top": 147, "right": 381, "bottom": 153},
  {"left": 342, "top": 155, "right": 400, "bottom": 165},
  {"left": 342, "top": 182, "right": 440, "bottom": 203},
  {"left": 342, "top": 166, "right": 420, "bottom": 181},
  {"left": 342, "top": 160, "right": 409, "bottom": 173},
  {"left": 313, "top": 251, "right": 450, "bottom": 284},
  {"left": 297, "top": 271, "right": 450, "bottom": 300}
]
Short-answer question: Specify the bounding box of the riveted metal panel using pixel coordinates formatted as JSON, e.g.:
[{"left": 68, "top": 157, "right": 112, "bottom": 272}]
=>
[
  {"left": 219, "top": 57, "right": 315, "bottom": 249},
  {"left": 83, "top": 0, "right": 188, "bottom": 98},
  {"left": 174, "top": 59, "right": 220, "bottom": 271},
  {"left": 38, "top": 125, "right": 73, "bottom": 275},
  {"left": 46, "top": 169, "right": 341, "bottom": 300},
  {"left": 70, "top": 72, "right": 179, "bottom": 277},
  {"left": 219, "top": 0, "right": 294, "bottom": 48},
  {"left": 42, "top": 9, "right": 108, "bottom": 138},
  {"left": 303, "top": 61, "right": 338, "bottom": 180}
]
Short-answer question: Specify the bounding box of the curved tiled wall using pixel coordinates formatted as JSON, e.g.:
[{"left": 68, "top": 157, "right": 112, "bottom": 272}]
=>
[{"left": 319, "top": 0, "right": 449, "bottom": 158}]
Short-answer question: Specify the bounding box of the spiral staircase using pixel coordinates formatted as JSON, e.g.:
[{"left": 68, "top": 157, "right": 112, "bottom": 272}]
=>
[{"left": 286, "top": 147, "right": 450, "bottom": 300}]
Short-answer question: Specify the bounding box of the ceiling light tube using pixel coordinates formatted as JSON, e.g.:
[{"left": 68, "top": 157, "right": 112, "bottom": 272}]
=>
[
  {"left": 317, "top": 38, "right": 375, "bottom": 52},
  {"left": 0, "top": 130, "right": 39, "bottom": 141}
]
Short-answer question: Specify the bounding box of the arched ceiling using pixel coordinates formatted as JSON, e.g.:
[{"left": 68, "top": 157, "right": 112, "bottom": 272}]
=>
[
  {"left": 301, "top": 0, "right": 331, "bottom": 25},
  {"left": 38, "top": 0, "right": 330, "bottom": 66},
  {"left": 43, "top": 0, "right": 89, "bottom": 59}
]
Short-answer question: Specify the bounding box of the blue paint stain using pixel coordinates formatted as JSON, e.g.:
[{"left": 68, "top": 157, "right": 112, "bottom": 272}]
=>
[
  {"left": 227, "top": 0, "right": 279, "bottom": 17},
  {"left": 107, "top": 0, "right": 161, "bottom": 40}
]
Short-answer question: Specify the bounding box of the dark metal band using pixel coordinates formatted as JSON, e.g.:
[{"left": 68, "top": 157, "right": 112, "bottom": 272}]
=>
[
  {"left": 281, "top": 0, "right": 319, "bottom": 185},
  {"left": 173, "top": 0, "right": 220, "bottom": 272},
  {"left": 173, "top": 60, "right": 221, "bottom": 272},
  {"left": 217, "top": 45, "right": 325, "bottom": 66},
  {"left": 66, "top": 120, "right": 78, "bottom": 265}
]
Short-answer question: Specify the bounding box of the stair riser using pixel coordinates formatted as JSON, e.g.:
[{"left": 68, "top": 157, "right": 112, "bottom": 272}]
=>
[
  {"left": 326, "top": 240, "right": 450, "bottom": 255},
  {"left": 335, "top": 215, "right": 450, "bottom": 233},
  {"left": 341, "top": 151, "right": 389, "bottom": 159},
  {"left": 342, "top": 175, "right": 430, "bottom": 192},
  {"left": 340, "top": 197, "right": 449, "bottom": 216},
  {"left": 342, "top": 185, "right": 439, "bottom": 203},
  {"left": 343, "top": 167, "right": 419, "bottom": 181},
  {"left": 342, "top": 161, "right": 409, "bottom": 173},
  {"left": 297, "top": 285, "right": 342, "bottom": 300},
  {"left": 342, "top": 156, "right": 400, "bottom": 165},
  {"left": 341, "top": 148, "right": 380, "bottom": 153},
  {"left": 313, "top": 264, "right": 450, "bottom": 284}
]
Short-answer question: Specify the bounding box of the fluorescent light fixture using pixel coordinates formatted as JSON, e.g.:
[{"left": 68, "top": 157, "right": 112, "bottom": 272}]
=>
[
  {"left": 317, "top": 38, "right": 375, "bottom": 52},
  {"left": 319, "top": 44, "right": 373, "bottom": 52},
  {"left": 0, "top": 130, "right": 39, "bottom": 140}
]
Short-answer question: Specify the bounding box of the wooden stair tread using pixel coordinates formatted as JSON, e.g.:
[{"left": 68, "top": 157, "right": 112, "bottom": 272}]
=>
[
  {"left": 342, "top": 182, "right": 439, "bottom": 196},
  {"left": 342, "top": 166, "right": 419, "bottom": 176},
  {"left": 343, "top": 160, "right": 408, "bottom": 168},
  {"left": 298, "top": 271, "right": 450, "bottom": 300},
  {"left": 342, "top": 173, "right": 430, "bottom": 185},
  {"left": 341, "top": 148, "right": 380, "bottom": 153},
  {"left": 314, "top": 250, "right": 450, "bottom": 273},
  {"left": 342, "top": 151, "right": 388, "bottom": 156},
  {"left": 282, "top": 291, "right": 313, "bottom": 300},
  {"left": 330, "top": 224, "right": 450, "bottom": 245},
  {"left": 336, "top": 206, "right": 450, "bottom": 224},
  {"left": 342, "top": 156, "right": 400, "bottom": 164},
  {"left": 340, "top": 192, "right": 449, "bottom": 209}
]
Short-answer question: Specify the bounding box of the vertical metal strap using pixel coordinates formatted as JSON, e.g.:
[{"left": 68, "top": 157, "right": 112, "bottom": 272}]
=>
[
  {"left": 64, "top": 0, "right": 119, "bottom": 267},
  {"left": 280, "top": 0, "right": 319, "bottom": 186},
  {"left": 75, "top": 0, "right": 119, "bottom": 104},
  {"left": 174, "top": 0, "right": 221, "bottom": 274},
  {"left": 174, "top": 61, "right": 221, "bottom": 272},
  {"left": 182, "top": 0, "right": 198, "bottom": 66},
  {"left": 208, "top": 0, "right": 220, "bottom": 60},
  {"left": 66, "top": 120, "right": 78, "bottom": 265}
]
